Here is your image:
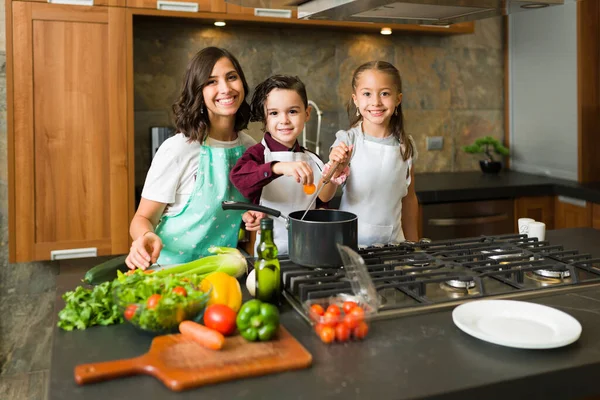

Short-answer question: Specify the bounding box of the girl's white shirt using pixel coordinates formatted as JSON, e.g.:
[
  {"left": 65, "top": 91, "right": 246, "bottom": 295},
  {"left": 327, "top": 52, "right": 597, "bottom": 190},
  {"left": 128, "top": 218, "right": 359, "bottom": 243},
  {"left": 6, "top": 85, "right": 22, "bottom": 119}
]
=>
[{"left": 141, "top": 132, "right": 256, "bottom": 216}]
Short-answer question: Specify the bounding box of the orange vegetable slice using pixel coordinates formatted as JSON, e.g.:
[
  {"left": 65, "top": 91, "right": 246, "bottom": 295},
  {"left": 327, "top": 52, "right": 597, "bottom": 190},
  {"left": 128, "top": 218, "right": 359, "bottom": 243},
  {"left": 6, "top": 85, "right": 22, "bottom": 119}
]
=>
[{"left": 303, "top": 184, "right": 316, "bottom": 195}]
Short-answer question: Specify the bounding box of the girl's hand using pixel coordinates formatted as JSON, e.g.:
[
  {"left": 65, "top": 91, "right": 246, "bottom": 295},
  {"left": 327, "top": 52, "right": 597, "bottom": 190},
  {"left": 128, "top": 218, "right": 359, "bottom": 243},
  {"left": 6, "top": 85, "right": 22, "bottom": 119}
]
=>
[
  {"left": 272, "top": 161, "right": 314, "bottom": 185},
  {"left": 125, "top": 232, "right": 163, "bottom": 270},
  {"left": 328, "top": 143, "right": 353, "bottom": 178},
  {"left": 242, "top": 211, "right": 266, "bottom": 232}
]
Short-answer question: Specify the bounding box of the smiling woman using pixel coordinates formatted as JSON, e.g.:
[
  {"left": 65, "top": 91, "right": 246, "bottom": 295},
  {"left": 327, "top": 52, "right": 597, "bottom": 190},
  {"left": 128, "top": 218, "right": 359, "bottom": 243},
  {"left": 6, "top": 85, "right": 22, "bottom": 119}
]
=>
[{"left": 124, "top": 47, "right": 263, "bottom": 271}]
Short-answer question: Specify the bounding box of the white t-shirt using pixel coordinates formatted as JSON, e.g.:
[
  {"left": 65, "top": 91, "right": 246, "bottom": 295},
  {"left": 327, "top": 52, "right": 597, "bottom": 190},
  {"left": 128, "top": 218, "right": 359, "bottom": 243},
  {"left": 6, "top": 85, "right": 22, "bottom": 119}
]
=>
[{"left": 142, "top": 132, "right": 256, "bottom": 216}]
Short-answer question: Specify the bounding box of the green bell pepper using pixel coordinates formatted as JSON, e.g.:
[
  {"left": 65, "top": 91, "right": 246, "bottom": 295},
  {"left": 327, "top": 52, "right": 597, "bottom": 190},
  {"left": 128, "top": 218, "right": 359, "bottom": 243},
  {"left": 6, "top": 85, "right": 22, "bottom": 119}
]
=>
[{"left": 236, "top": 299, "right": 280, "bottom": 342}]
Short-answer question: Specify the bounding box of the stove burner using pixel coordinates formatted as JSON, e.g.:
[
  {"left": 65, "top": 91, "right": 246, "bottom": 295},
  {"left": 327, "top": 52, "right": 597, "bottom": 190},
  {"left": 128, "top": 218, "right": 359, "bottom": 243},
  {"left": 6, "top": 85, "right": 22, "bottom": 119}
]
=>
[
  {"left": 444, "top": 278, "right": 476, "bottom": 289},
  {"left": 533, "top": 268, "right": 571, "bottom": 279}
]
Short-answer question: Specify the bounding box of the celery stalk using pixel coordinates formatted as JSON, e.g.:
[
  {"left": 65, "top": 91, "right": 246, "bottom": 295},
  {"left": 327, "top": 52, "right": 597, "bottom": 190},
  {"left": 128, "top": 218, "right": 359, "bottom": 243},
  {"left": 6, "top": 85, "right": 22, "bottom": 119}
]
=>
[{"left": 154, "top": 247, "right": 247, "bottom": 278}]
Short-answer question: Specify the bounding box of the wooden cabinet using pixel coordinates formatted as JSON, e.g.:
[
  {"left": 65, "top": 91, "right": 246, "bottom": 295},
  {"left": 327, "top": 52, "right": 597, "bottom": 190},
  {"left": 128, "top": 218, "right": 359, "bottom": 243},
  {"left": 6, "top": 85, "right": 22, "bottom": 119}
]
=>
[
  {"left": 9, "top": 2, "right": 131, "bottom": 262},
  {"left": 14, "top": 0, "right": 126, "bottom": 6},
  {"left": 514, "top": 196, "right": 555, "bottom": 231},
  {"left": 593, "top": 203, "right": 600, "bottom": 229},
  {"left": 554, "top": 196, "right": 592, "bottom": 229},
  {"left": 127, "top": 0, "right": 214, "bottom": 12}
]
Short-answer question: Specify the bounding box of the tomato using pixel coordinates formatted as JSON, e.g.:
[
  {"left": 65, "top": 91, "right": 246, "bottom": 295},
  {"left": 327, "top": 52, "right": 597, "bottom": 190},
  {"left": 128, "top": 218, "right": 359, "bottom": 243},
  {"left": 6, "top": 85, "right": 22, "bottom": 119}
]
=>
[
  {"left": 326, "top": 304, "right": 341, "bottom": 316},
  {"left": 335, "top": 323, "right": 351, "bottom": 342},
  {"left": 172, "top": 286, "right": 188, "bottom": 297},
  {"left": 353, "top": 321, "right": 369, "bottom": 340},
  {"left": 204, "top": 304, "right": 237, "bottom": 336},
  {"left": 314, "top": 323, "right": 325, "bottom": 336},
  {"left": 342, "top": 301, "right": 358, "bottom": 314},
  {"left": 318, "top": 326, "right": 335, "bottom": 344},
  {"left": 322, "top": 311, "right": 339, "bottom": 327},
  {"left": 124, "top": 304, "right": 138, "bottom": 321},
  {"left": 146, "top": 294, "right": 162, "bottom": 310},
  {"left": 309, "top": 304, "right": 325, "bottom": 320},
  {"left": 343, "top": 306, "right": 365, "bottom": 329}
]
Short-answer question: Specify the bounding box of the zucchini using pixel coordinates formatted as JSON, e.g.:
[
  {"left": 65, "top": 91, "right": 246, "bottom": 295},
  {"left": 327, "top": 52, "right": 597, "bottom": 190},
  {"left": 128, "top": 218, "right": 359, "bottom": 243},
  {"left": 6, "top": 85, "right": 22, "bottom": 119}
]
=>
[{"left": 84, "top": 255, "right": 129, "bottom": 285}]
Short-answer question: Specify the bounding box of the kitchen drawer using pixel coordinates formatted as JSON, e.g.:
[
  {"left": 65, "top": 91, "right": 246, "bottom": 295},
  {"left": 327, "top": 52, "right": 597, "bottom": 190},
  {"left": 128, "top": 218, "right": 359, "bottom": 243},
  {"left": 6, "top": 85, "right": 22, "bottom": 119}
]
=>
[
  {"left": 127, "top": 0, "right": 212, "bottom": 12},
  {"left": 421, "top": 199, "right": 515, "bottom": 241},
  {"left": 15, "top": 0, "right": 125, "bottom": 6}
]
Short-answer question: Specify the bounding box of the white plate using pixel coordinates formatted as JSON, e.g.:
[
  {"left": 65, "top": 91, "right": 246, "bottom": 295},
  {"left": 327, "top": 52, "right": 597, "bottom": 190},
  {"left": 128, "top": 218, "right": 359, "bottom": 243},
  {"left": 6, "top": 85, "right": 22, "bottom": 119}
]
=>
[{"left": 452, "top": 299, "right": 582, "bottom": 349}]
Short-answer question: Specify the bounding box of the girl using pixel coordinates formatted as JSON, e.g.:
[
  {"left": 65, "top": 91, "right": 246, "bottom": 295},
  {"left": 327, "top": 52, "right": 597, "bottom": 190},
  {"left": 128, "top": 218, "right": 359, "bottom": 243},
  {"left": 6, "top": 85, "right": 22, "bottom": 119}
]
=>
[
  {"left": 332, "top": 61, "right": 418, "bottom": 246},
  {"left": 230, "top": 75, "right": 350, "bottom": 254},
  {"left": 126, "top": 47, "right": 263, "bottom": 270}
]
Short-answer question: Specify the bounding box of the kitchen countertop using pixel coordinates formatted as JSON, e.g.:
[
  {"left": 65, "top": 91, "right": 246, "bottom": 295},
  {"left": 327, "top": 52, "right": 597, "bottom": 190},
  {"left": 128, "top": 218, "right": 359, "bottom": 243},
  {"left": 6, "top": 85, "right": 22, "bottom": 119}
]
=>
[
  {"left": 415, "top": 171, "right": 600, "bottom": 204},
  {"left": 49, "top": 228, "right": 600, "bottom": 400}
]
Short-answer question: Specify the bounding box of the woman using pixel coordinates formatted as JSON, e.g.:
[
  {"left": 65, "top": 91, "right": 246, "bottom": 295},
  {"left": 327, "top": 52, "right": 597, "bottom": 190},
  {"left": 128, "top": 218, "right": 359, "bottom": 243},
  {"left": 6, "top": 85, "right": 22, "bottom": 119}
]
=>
[{"left": 125, "top": 47, "right": 262, "bottom": 270}]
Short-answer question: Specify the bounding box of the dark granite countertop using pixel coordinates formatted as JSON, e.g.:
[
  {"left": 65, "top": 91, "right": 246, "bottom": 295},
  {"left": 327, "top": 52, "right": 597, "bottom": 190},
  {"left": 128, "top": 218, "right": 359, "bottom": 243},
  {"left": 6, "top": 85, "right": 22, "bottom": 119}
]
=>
[
  {"left": 49, "top": 228, "right": 600, "bottom": 400},
  {"left": 414, "top": 171, "right": 600, "bottom": 204}
]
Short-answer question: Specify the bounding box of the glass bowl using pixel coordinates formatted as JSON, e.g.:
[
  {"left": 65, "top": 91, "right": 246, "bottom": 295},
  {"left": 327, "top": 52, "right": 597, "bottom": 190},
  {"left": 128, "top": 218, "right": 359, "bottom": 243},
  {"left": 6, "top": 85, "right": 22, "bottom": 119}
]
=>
[{"left": 113, "top": 279, "right": 212, "bottom": 335}]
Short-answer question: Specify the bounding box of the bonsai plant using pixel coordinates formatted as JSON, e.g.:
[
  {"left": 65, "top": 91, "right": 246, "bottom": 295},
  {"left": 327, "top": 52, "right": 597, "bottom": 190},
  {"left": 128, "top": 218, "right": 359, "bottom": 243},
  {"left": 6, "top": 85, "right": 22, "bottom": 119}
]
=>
[{"left": 462, "top": 136, "right": 509, "bottom": 174}]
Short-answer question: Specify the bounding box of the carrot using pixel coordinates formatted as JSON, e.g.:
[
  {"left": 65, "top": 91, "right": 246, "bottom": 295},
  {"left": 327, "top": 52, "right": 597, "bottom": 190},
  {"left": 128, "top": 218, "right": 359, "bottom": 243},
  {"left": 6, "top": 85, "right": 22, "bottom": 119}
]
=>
[{"left": 179, "top": 321, "right": 225, "bottom": 350}]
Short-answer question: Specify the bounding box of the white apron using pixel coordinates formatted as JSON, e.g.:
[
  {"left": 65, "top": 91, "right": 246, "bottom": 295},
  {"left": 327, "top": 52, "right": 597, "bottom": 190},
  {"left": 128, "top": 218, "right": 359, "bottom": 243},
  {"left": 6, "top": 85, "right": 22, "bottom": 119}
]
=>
[
  {"left": 339, "top": 129, "right": 410, "bottom": 246},
  {"left": 257, "top": 139, "right": 323, "bottom": 255}
]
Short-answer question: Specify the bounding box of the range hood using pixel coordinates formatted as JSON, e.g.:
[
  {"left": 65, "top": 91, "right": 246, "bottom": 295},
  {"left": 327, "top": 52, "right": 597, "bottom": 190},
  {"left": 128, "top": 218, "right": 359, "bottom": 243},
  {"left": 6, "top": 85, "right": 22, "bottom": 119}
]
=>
[{"left": 224, "top": 0, "right": 578, "bottom": 25}]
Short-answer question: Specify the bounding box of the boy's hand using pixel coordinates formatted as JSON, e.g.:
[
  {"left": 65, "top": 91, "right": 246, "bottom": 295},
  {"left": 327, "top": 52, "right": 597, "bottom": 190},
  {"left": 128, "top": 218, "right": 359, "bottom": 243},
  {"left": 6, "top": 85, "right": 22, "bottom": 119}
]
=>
[
  {"left": 272, "top": 161, "right": 314, "bottom": 185},
  {"left": 242, "top": 211, "right": 266, "bottom": 232},
  {"left": 126, "top": 232, "right": 163, "bottom": 270}
]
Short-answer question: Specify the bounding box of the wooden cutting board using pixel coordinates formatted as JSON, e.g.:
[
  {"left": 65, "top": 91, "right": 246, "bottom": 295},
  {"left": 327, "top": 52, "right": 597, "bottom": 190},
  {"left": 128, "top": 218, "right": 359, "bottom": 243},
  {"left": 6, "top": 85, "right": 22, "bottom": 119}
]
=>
[{"left": 74, "top": 326, "right": 312, "bottom": 391}]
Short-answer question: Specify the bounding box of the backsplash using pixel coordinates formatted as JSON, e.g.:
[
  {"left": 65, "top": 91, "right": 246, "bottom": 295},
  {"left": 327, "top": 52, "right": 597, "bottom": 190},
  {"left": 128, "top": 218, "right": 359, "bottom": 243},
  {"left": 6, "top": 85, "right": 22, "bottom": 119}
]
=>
[{"left": 133, "top": 16, "right": 504, "bottom": 188}]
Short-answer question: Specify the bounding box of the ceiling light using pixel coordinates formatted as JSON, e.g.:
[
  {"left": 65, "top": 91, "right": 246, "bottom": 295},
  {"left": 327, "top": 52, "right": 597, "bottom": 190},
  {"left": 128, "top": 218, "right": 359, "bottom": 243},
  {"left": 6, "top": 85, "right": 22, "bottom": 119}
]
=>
[
  {"left": 380, "top": 27, "right": 392, "bottom": 35},
  {"left": 521, "top": 3, "right": 549, "bottom": 9},
  {"left": 214, "top": 21, "right": 226, "bottom": 27}
]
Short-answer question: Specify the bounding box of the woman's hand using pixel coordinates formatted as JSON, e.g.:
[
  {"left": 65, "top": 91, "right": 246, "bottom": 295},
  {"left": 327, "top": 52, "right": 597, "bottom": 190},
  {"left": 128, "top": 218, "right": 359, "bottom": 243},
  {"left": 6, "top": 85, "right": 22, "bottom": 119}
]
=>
[
  {"left": 272, "top": 161, "right": 314, "bottom": 185},
  {"left": 242, "top": 211, "right": 266, "bottom": 232},
  {"left": 125, "top": 232, "right": 163, "bottom": 270}
]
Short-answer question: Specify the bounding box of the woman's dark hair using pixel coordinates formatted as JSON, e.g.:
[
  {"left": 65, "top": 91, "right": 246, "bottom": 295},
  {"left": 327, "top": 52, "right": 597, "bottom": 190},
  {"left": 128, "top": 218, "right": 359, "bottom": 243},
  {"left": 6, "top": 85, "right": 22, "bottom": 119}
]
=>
[
  {"left": 172, "top": 47, "right": 251, "bottom": 143},
  {"left": 250, "top": 75, "right": 308, "bottom": 127},
  {"left": 347, "top": 61, "right": 414, "bottom": 161}
]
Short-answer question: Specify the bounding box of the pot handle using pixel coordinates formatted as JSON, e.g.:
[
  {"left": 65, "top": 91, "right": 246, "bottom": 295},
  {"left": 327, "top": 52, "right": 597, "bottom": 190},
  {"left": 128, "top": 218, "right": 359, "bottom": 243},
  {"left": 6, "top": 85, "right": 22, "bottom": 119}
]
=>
[{"left": 221, "top": 201, "right": 283, "bottom": 218}]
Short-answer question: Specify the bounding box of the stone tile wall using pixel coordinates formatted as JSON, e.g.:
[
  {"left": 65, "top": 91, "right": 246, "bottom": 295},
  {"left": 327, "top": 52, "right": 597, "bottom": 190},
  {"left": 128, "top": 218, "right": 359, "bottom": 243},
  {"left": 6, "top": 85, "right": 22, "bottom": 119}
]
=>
[{"left": 133, "top": 17, "right": 504, "bottom": 187}]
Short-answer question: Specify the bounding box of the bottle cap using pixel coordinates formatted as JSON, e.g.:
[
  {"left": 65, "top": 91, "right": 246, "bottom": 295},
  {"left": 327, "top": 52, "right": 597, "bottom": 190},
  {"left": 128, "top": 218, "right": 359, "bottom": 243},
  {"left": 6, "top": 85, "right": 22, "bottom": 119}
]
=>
[
  {"left": 260, "top": 217, "right": 273, "bottom": 230},
  {"left": 336, "top": 244, "right": 380, "bottom": 313}
]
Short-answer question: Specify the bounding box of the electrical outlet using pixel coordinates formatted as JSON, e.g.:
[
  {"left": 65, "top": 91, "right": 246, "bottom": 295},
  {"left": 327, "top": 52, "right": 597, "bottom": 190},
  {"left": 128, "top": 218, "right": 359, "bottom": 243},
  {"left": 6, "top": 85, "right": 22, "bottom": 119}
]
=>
[{"left": 426, "top": 136, "right": 444, "bottom": 151}]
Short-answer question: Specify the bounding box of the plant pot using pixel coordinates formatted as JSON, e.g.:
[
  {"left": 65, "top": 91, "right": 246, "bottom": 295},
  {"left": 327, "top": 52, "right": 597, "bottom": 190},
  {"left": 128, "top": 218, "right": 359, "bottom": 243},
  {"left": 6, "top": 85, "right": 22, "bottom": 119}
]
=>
[{"left": 479, "top": 160, "right": 502, "bottom": 174}]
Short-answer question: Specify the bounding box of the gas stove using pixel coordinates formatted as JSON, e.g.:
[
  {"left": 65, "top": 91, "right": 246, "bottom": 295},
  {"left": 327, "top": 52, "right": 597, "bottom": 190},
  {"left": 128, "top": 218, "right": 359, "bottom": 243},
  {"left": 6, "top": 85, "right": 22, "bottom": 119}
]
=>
[{"left": 260, "top": 234, "right": 600, "bottom": 321}]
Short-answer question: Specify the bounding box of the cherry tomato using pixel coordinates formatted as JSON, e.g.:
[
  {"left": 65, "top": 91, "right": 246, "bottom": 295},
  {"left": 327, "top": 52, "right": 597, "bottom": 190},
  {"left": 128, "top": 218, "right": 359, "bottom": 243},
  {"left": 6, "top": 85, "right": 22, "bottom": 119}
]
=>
[
  {"left": 353, "top": 321, "right": 369, "bottom": 340},
  {"left": 318, "top": 326, "right": 335, "bottom": 344},
  {"left": 303, "top": 184, "right": 316, "bottom": 195},
  {"left": 124, "top": 304, "right": 138, "bottom": 321},
  {"left": 342, "top": 301, "right": 358, "bottom": 314},
  {"left": 343, "top": 306, "right": 365, "bottom": 329},
  {"left": 146, "top": 294, "right": 162, "bottom": 310},
  {"left": 326, "top": 304, "right": 341, "bottom": 316},
  {"left": 335, "top": 323, "right": 351, "bottom": 342},
  {"left": 310, "top": 304, "right": 325, "bottom": 320},
  {"left": 314, "top": 323, "right": 325, "bottom": 336},
  {"left": 204, "top": 304, "right": 237, "bottom": 336},
  {"left": 322, "top": 311, "right": 339, "bottom": 327},
  {"left": 172, "top": 286, "right": 188, "bottom": 297}
]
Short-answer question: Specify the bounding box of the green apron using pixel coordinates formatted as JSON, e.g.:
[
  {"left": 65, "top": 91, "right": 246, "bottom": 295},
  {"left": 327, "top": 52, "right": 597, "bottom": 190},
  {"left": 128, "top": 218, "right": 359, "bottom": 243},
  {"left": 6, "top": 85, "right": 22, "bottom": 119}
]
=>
[{"left": 155, "top": 144, "right": 246, "bottom": 264}]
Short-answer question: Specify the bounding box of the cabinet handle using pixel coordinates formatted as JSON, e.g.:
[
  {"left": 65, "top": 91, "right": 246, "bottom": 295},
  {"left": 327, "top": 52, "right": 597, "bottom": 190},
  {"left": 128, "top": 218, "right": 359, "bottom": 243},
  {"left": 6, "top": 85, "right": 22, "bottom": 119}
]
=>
[
  {"left": 156, "top": 1, "right": 199, "bottom": 12},
  {"left": 428, "top": 213, "right": 509, "bottom": 227},
  {"left": 50, "top": 247, "right": 98, "bottom": 260},
  {"left": 48, "top": 0, "right": 94, "bottom": 5},
  {"left": 557, "top": 195, "right": 587, "bottom": 208},
  {"left": 254, "top": 8, "right": 292, "bottom": 18}
]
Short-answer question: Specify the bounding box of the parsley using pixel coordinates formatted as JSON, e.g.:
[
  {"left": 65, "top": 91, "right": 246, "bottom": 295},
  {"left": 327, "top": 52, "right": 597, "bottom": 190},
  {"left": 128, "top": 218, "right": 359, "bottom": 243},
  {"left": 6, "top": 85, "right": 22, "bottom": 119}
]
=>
[{"left": 57, "top": 281, "right": 124, "bottom": 331}]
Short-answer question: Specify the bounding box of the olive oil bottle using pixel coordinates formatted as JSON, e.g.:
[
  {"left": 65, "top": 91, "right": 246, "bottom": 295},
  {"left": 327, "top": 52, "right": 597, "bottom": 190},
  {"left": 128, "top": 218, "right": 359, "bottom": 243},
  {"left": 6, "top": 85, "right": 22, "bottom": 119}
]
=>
[{"left": 255, "top": 217, "right": 281, "bottom": 305}]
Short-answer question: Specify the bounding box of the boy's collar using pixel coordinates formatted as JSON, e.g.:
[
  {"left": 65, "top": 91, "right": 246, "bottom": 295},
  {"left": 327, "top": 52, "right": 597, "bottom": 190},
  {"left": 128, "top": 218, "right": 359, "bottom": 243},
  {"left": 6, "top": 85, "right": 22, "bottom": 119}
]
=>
[{"left": 264, "top": 132, "right": 302, "bottom": 152}]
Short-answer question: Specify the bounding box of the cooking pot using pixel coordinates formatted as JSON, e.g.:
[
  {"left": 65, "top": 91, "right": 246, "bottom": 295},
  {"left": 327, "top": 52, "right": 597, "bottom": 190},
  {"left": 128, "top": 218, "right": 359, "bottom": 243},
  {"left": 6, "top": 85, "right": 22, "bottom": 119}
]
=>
[{"left": 222, "top": 201, "right": 358, "bottom": 268}]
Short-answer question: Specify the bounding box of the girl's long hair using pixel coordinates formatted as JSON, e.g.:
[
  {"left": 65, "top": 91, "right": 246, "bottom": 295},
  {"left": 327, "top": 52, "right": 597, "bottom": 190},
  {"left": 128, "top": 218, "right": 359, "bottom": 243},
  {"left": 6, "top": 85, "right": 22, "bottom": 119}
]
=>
[
  {"left": 346, "top": 61, "right": 414, "bottom": 161},
  {"left": 172, "top": 47, "right": 251, "bottom": 143}
]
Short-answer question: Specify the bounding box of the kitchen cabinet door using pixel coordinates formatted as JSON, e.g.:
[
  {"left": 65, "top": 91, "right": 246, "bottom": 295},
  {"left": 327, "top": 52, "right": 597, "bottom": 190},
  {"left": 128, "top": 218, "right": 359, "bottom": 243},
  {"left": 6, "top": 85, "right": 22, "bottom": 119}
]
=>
[
  {"left": 9, "top": 2, "right": 131, "bottom": 262},
  {"left": 554, "top": 196, "right": 592, "bottom": 229},
  {"left": 593, "top": 203, "right": 600, "bottom": 229},
  {"left": 13, "top": 0, "right": 126, "bottom": 6},
  {"left": 514, "top": 196, "right": 555, "bottom": 231}
]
